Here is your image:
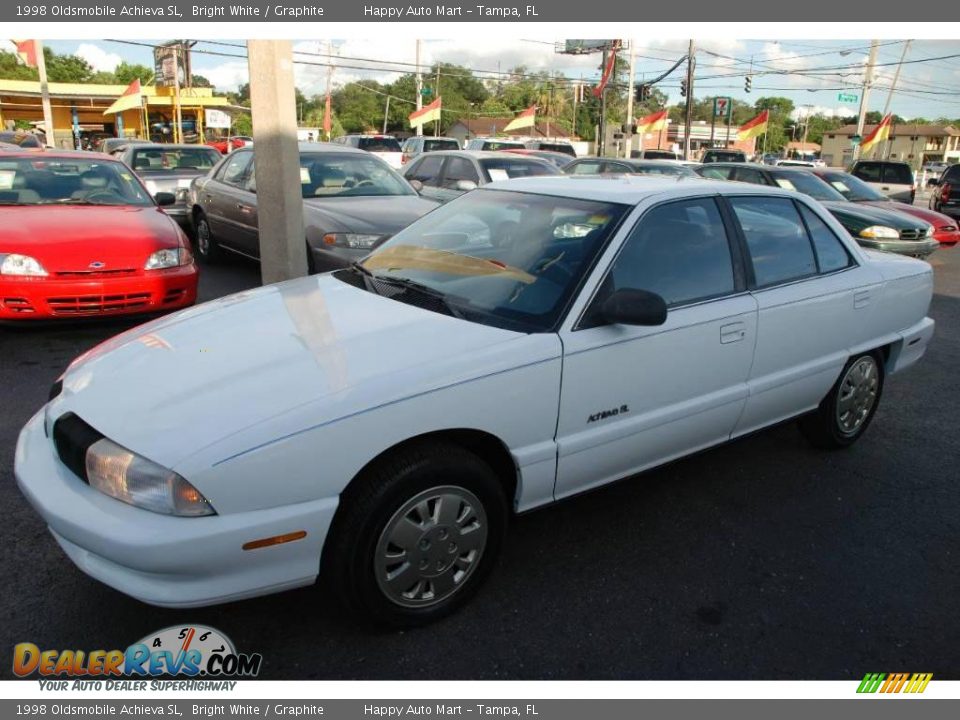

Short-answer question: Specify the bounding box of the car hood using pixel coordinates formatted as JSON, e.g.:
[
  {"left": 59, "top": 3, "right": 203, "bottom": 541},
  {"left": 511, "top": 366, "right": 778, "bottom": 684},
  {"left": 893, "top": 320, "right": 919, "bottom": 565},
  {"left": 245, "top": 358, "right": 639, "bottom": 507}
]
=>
[
  {"left": 0, "top": 206, "right": 181, "bottom": 271},
  {"left": 54, "top": 273, "right": 535, "bottom": 470},
  {"left": 821, "top": 200, "right": 930, "bottom": 231},
  {"left": 858, "top": 200, "right": 956, "bottom": 228},
  {"left": 303, "top": 195, "right": 437, "bottom": 235}
]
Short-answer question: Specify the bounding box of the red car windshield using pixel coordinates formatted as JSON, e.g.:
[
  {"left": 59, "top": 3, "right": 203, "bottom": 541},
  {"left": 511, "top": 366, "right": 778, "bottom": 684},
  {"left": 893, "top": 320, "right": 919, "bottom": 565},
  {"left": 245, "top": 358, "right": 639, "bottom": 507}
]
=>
[{"left": 0, "top": 158, "right": 153, "bottom": 207}]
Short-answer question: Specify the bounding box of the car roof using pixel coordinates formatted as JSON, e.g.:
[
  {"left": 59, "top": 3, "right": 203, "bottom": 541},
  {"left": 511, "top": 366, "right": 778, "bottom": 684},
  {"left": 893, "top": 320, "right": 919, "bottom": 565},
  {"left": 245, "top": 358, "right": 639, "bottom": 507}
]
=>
[
  {"left": 229, "top": 142, "right": 370, "bottom": 156},
  {"left": 0, "top": 150, "right": 119, "bottom": 161},
  {"left": 482, "top": 174, "right": 801, "bottom": 205},
  {"left": 126, "top": 143, "right": 219, "bottom": 151},
  {"left": 708, "top": 161, "right": 812, "bottom": 173},
  {"left": 414, "top": 149, "right": 549, "bottom": 160},
  {"left": 469, "top": 137, "right": 525, "bottom": 143}
]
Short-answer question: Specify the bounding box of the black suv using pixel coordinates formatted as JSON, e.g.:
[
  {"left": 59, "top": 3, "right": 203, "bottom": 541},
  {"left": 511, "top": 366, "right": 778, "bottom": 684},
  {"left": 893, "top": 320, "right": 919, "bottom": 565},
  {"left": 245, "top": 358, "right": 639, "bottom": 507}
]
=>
[{"left": 929, "top": 164, "right": 960, "bottom": 220}]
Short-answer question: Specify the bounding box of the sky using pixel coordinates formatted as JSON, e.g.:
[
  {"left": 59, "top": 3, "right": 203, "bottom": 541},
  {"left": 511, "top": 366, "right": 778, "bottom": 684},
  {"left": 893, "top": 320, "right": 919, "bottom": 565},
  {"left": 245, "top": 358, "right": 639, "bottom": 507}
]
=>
[{"left": 4, "top": 38, "right": 960, "bottom": 121}]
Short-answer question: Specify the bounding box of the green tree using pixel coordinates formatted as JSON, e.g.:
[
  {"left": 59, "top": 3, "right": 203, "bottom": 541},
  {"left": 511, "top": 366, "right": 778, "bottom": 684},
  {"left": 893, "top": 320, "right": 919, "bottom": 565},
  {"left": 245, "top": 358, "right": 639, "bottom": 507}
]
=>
[
  {"left": 233, "top": 113, "right": 252, "bottom": 136},
  {"left": 43, "top": 47, "right": 95, "bottom": 82},
  {"left": 114, "top": 61, "right": 154, "bottom": 85},
  {"left": 0, "top": 50, "right": 39, "bottom": 80},
  {"left": 191, "top": 74, "right": 213, "bottom": 89}
]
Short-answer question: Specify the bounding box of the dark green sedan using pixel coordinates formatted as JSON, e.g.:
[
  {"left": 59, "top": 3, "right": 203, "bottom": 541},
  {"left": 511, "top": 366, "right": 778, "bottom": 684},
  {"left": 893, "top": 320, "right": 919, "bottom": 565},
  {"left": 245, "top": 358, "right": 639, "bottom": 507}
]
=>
[{"left": 697, "top": 163, "right": 938, "bottom": 258}]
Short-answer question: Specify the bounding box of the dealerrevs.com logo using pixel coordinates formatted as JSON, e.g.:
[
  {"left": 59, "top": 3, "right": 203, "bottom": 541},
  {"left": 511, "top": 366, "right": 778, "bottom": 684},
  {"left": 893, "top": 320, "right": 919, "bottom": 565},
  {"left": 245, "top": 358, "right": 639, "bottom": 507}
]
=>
[{"left": 13, "top": 625, "right": 262, "bottom": 687}]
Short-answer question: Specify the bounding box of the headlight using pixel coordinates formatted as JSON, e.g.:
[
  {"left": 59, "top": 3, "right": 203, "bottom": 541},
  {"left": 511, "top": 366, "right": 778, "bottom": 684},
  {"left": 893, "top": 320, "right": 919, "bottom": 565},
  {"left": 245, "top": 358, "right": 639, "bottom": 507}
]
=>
[
  {"left": 145, "top": 247, "right": 192, "bottom": 270},
  {"left": 322, "top": 233, "right": 383, "bottom": 249},
  {"left": 0, "top": 253, "right": 48, "bottom": 277},
  {"left": 85, "top": 437, "right": 215, "bottom": 516},
  {"left": 859, "top": 225, "right": 900, "bottom": 240},
  {"left": 924, "top": 225, "right": 933, "bottom": 237}
]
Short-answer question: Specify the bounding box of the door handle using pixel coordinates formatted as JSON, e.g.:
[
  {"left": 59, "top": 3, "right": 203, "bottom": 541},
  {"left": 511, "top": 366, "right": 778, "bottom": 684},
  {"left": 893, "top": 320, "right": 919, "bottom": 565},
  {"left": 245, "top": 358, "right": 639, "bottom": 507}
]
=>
[
  {"left": 854, "top": 290, "right": 871, "bottom": 309},
  {"left": 237, "top": 203, "right": 252, "bottom": 213},
  {"left": 720, "top": 322, "right": 746, "bottom": 344}
]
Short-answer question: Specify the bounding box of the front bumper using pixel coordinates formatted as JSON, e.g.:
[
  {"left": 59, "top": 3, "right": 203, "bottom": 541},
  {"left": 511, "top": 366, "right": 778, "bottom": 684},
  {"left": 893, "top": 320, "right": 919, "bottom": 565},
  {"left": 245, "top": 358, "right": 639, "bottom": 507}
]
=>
[
  {"left": 933, "top": 227, "right": 960, "bottom": 247},
  {"left": 855, "top": 237, "right": 940, "bottom": 259},
  {"left": 0, "top": 265, "right": 198, "bottom": 320},
  {"left": 15, "top": 411, "right": 338, "bottom": 608}
]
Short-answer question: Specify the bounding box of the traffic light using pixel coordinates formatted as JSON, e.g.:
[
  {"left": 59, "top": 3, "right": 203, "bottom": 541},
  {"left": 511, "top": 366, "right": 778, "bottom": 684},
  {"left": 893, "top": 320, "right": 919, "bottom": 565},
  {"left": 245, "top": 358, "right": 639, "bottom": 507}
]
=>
[
  {"left": 745, "top": 75, "right": 752, "bottom": 93},
  {"left": 633, "top": 84, "right": 652, "bottom": 102},
  {"left": 680, "top": 79, "right": 687, "bottom": 97}
]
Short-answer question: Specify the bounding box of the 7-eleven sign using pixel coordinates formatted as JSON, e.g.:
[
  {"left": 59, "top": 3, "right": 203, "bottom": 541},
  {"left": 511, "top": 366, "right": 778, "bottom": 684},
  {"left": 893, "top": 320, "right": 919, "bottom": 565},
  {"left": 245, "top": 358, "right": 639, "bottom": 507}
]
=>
[{"left": 714, "top": 97, "right": 732, "bottom": 120}]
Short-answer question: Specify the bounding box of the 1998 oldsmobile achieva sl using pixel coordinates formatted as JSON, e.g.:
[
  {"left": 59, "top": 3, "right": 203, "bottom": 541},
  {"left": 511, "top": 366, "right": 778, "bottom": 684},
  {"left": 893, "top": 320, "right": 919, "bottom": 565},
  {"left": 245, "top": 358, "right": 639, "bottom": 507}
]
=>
[{"left": 16, "top": 176, "right": 935, "bottom": 626}]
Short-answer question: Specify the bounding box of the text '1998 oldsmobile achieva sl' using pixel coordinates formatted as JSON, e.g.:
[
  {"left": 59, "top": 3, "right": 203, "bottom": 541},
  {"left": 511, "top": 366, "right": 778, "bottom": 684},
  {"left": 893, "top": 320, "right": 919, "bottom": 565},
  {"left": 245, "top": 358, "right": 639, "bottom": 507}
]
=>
[{"left": 16, "top": 175, "right": 935, "bottom": 626}]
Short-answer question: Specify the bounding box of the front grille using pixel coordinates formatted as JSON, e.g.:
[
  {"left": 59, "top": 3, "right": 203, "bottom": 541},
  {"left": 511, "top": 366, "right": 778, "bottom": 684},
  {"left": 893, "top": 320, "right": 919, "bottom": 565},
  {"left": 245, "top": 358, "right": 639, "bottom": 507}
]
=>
[
  {"left": 2, "top": 297, "right": 35, "bottom": 313},
  {"left": 162, "top": 288, "right": 187, "bottom": 304},
  {"left": 55, "top": 269, "right": 138, "bottom": 278},
  {"left": 898, "top": 229, "right": 923, "bottom": 241},
  {"left": 52, "top": 412, "right": 104, "bottom": 482},
  {"left": 47, "top": 293, "right": 151, "bottom": 315}
]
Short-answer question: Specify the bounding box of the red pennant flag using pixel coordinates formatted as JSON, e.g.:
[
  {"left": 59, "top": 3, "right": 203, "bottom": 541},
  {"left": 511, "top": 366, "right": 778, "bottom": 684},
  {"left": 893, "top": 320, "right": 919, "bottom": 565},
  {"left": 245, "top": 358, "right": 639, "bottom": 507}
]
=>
[
  {"left": 593, "top": 40, "right": 621, "bottom": 97},
  {"left": 737, "top": 110, "right": 769, "bottom": 141},
  {"left": 503, "top": 104, "right": 536, "bottom": 132},
  {"left": 860, "top": 113, "right": 893, "bottom": 154},
  {"left": 634, "top": 109, "right": 668, "bottom": 134},
  {"left": 13, "top": 39, "right": 39, "bottom": 68},
  {"left": 409, "top": 96, "right": 442, "bottom": 128}
]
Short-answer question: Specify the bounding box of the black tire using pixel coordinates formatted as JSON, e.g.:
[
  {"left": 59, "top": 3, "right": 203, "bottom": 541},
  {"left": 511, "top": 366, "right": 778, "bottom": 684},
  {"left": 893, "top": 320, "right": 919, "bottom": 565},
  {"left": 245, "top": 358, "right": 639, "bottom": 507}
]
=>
[
  {"left": 321, "top": 441, "right": 508, "bottom": 628},
  {"left": 799, "top": 352, "right": 884, "bottom": 449},
  {"left": 193, "top": 211, "right": 222, "bottom": 264}
]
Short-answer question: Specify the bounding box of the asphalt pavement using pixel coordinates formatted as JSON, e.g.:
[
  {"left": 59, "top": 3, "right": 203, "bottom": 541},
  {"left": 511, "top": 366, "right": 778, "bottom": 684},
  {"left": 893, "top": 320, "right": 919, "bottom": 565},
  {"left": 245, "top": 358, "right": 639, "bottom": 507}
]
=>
[{"left": 1, "top": 245, "right": 958, "bottom": 680}]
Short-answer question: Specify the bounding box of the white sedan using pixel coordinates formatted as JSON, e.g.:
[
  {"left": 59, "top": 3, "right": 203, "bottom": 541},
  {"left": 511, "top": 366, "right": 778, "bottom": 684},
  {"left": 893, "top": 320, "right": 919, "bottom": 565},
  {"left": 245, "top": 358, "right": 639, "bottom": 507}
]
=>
[{"left": 16, "top": 176, "right": 935, "bottom": 627}]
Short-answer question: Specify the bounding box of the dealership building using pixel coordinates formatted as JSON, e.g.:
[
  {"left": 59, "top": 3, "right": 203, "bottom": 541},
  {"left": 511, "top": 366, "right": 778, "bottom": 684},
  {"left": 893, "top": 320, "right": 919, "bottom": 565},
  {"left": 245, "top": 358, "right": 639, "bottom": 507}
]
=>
[{"left": 0, "top": 78, "right": 234, "bottom": 147}]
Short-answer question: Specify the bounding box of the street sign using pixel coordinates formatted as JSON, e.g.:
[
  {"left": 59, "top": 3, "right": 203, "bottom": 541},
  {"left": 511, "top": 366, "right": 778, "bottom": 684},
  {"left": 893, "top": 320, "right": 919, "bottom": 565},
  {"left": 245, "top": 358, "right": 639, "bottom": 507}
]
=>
[
  {"left": 850, "top": 134, "right": 862, "bottom": 146},
  {"left": 838, "top": 92, "right": 858, "bottom": 103},
  {"left": 714, "top": 96, "right": 732, "bottom": 119},
  {"left": 421, "top": 88, "right": 432, "bottom": 97}
]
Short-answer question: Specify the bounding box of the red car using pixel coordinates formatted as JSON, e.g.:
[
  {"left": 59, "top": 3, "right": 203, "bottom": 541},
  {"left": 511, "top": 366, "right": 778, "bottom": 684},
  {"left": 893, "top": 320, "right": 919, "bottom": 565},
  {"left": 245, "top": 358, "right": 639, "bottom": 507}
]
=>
[
  {"left": 814, "top": 169, "right": 960, "bottom": 247},
  {"left": 205, "top": 136, "right": 251, "bottom": 154},
  {"left": 0, "top": 151, "right": 198, "bottom": 320}
]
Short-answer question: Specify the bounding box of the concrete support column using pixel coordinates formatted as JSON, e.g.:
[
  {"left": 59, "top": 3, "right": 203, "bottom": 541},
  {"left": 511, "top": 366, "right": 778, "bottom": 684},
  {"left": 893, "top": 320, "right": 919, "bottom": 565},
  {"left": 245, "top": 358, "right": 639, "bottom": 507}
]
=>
[{"left": 246, "top": 40, "right": 308, "bottom": 285}]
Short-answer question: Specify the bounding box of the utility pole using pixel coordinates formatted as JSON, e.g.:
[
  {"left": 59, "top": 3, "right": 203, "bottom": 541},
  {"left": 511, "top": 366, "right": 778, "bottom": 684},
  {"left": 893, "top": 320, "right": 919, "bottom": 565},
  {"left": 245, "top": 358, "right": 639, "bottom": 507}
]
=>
[
  {"left": 571, "top": 79, "right": 579, "bottom": 140},
  {"left": 625, "top": 39, "right": 635, "bottom": 159},
  {"left": 415, "top": 40, "right": 423, "bottom": 137},
  {"left": 34, "top": 42, "right": 55, "bottom": 148},
  {"left": 323, "top": 41, "right": 334, "bottom": 141},
  {"left": 853, "top": 39, "right": 879, "bottom": 162},
  {"left": 246, "top": 40, "right": 307, "bottom": 283},
  {"left": 881, "top": 40, "right": 911, "bottom": 161},
  {"left": 598, "top": 48, "right": 608, "bottom": 156},
  {"left": 435, "top": 65, "right": 441, "bottom": 137},
  {"left": 383, "top": 95, "right": 390, "bottom": 134},
  {"left": 683, "top": 39, "right": 695, "bottom": 161}
]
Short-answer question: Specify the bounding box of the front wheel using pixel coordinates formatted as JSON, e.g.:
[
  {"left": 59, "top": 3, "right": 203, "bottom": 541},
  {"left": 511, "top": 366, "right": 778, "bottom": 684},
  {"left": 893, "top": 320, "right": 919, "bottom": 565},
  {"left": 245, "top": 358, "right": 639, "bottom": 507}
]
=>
[
  {"left": 799, "top": 352, "right": 884, "bottom": 449},
  {"left": 194, "top": 212, "right": 222, "bottom": 264},
  {"left": 322, "top": 442, "right": 508, "bottom": 628}
]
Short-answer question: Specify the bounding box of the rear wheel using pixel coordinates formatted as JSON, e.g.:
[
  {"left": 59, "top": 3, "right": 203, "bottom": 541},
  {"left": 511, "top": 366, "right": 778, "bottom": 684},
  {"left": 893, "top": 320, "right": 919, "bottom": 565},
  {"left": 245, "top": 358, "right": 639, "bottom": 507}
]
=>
[
  {"left": 322, "top": 442, "right": 508, "bottom": 628},
  {"left": 194, "top": 212, "right": 222, "bottom": 264},
  {"left": 799, "top": 352, "right": 884, "bottom": 449}
]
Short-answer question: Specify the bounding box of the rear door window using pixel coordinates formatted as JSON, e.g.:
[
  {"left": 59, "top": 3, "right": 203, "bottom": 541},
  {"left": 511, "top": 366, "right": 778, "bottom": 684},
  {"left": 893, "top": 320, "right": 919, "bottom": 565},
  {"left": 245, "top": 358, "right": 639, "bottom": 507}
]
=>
[
  {"left": 882, "top": 164, "right": 914, "bottom": 185},
  {"left": 798, "top": 204, "right": 853, "bottom": 273},
  {"left": 217, "top": 152, "right": 253, "bottom": 187},
  {"left": 729, "top": 196, "right": 818, "bottom": 288}
]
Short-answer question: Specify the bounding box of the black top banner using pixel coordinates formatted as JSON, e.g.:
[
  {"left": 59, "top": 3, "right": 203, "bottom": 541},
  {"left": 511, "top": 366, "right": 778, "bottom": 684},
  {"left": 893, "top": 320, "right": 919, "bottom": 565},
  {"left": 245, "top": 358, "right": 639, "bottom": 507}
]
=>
[{"left": 4, "top": 0, "right": 957, "bottom": 22}]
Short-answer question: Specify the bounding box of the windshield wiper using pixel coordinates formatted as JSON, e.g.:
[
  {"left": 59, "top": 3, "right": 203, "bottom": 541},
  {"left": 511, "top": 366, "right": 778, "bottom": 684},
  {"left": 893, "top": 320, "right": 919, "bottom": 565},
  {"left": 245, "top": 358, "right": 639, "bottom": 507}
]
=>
[
  {"left": 349, "top": 260, "right": 374, "bottom": 278},
  {"left": 374, "top": 275, "right": 469, "bottom": 320}
]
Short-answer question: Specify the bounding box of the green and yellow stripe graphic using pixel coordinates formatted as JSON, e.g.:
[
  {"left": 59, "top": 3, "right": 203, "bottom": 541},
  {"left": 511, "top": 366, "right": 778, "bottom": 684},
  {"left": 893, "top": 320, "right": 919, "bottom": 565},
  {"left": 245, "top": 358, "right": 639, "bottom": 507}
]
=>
[{"left": 857, "top": 672, "right": 933, "bottom": 694}]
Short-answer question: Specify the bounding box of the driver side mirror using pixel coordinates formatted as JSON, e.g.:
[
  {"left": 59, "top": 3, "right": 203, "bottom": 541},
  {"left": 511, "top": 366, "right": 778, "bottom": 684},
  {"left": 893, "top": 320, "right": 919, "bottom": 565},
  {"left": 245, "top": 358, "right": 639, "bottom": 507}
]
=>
[
  {"left": 927, "top": 177, "right": 939, "bottom": 186},
  {"left": 408, "top": 179, "right": 424, "bottom": 193},
  {"left": 455, "top": 179, "right": 478, "bottom": 192},
  {"left": 154, "top": 191, "right": 176, "bottom": 207},
  {"left": 600, "top": 288, "right": 667, "bottom": 326}
]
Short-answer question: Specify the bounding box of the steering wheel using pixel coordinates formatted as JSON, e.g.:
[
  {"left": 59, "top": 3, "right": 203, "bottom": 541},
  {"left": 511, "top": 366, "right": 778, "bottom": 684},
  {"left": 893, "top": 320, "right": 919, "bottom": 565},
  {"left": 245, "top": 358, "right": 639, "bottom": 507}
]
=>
[
  {"left": 353, "top": 179, "right": 376, "bottom": 188},
  {"left": 532, "top": 254, "right": 575, "bottom": 285},
  {"left": 84, "top": 190, "right": 125, "bottom": 203}
]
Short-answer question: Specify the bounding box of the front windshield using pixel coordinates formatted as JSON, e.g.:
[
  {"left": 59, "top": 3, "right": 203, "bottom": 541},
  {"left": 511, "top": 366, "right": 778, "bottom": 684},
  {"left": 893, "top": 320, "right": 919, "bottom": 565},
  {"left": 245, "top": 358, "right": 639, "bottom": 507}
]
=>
[
  {"left": 480, "top": 158, "right": 558, "bottom": 182},
  {"left": 820, "top": 171, "right": 888, "bottom": 202},
  {"left": 0, "top": 157, "right": 153, "bottom": 206},
  {"left": 423, "top": 139, "right": 459, "bottom": 152},
  {"left": 299, "top": 153, "right": 414, "bottom": 198},
  {"left": 130, "top": 147, "right": 221, "bottom": 171},
  {"left": 770, "top": 171, "right": 846, "bottom": 201},
  {"left": 357, "top": 137, "right": 402, "bottom": 152},
  {"left": 357, "top": 188, "right": 629, "bottom": 332}
]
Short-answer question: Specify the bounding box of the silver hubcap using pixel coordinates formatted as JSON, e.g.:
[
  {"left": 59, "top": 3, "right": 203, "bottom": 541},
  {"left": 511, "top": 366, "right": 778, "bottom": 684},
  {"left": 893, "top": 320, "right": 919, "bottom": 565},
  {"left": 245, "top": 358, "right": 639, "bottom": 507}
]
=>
[
  {"left": 836, "top": 356, "right": 879, "bottom": 435},
  {"left": 197, "top": 220, "right": 210, "bottom": 255},
  {"left": 375, "top": 486, "right": 487, "bottom": 608}
]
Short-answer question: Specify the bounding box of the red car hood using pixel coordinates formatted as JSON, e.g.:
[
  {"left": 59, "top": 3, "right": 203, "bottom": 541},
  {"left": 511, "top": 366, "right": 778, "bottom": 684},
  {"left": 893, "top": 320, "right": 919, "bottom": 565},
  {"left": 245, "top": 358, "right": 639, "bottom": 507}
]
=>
[
  {"left": 0, "top": 205, "right": 182, "bottom": 272},
  {"left": 860, "top": 200, "right": 957, "bottom": 229}
]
